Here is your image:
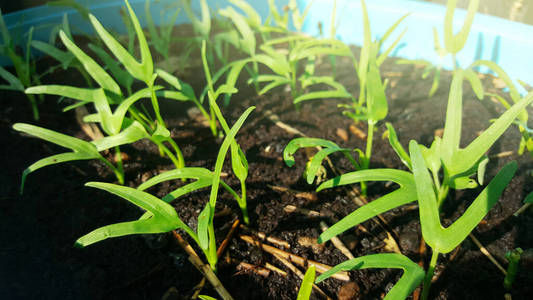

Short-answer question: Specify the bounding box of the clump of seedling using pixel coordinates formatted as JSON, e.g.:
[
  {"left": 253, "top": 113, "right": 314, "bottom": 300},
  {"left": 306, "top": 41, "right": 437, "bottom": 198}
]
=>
[
  {"left": 0, "top": 9, "right": 42, "bottom": 120},
  {"left": 15, "top": 0, "right": 201, "bottom": 185},
  {"left": 283, "top": 0, "right": 407, "bottom": 195}
]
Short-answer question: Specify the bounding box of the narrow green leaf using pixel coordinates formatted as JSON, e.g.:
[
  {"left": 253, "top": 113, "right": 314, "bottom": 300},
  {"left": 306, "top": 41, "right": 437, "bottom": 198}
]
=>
[
  {"left": 410, "top": 140, "right": 516, "bottom": 253},
  {"left": 317, "top": 169, "right": 416, "bottom": 243},
  {"left": 59, "top": 30, "right": 121, "bottom": 96},
  {"left": 297, "top": 265, "right": 315, "bottom": 300},
  {"left": 91, "top": 121, "right": 148, "bottom": 152},
  {"left": 0, "top": 66, "right": 24, "bottom": 91},
  {"left": 315, "top": 254, "right": 424, "bottom": 300},
  {"left": 464, "top": 69, "right": 484, "bottom": 100}
]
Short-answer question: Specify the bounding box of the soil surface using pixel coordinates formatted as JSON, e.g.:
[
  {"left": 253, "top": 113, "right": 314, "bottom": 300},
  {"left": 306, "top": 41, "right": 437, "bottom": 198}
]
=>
[{"left": 2, "top": 30, "right": 533, "bottom": 300}]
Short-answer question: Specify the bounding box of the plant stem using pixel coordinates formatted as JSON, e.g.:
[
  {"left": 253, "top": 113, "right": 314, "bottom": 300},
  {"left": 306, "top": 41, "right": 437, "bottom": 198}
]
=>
[
  {"left": 114, "top": 145, "right": 124, "bottom": 182},
  {"left": 99, "top": 156, "right": 124, "bottom": 185},
  {"left": 422, "top": 249, "right": 439, "bottom": 300},
  {"left": 207, "top": 218, "right": 218, "bottom": 272},
  {"left": 240, "top": 180, "right": 249, "bottom": 225},
  {"left": 27, "top": 94, "right": 39, "bottom": 121},
  {"left": 148, "top": 81, "right": 166, "bottom": 127}
]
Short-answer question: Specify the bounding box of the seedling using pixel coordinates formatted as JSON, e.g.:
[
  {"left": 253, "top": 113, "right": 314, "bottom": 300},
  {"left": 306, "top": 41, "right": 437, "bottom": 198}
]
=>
[
  {"left": 0, "top": 10, "right": 42, "bottom": 120},
  {"left": 397, "top": 0, "right": 480, "bottom": 97},
  {"left": 25, "top": 0, "right": 187, "bottom": 172},
  {"left": 75, "top": 105, "right": 254, "bottom": 274},
  {"left": 387, "top": 74, "right": 533, "bottom": 205},
  {"left": 145, "top": 0, "right": 180, "bottom": 59},
  {"left": 503, "top": 248, "right": 523, "bottom": 290}
]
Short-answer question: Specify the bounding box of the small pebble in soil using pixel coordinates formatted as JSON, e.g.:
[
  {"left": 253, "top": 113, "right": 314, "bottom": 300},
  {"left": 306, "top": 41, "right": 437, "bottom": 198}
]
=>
[
  {"left": 337, "top": 282, "right": 360, "bottom": 300},
  {"left": 360, "top": 238, "right": 370, "bottom": 249},
  {"left": 342, "top": 234, "right": 358, "bottom": 250},
  {"left": 399, "top": 231, "right": 419, "bottom": 254}
]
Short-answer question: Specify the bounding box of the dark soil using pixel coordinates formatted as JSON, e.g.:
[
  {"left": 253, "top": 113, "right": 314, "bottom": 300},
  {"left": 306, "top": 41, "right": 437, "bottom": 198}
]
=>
[{"left": 2, "top": 31, "right": 533, "bottom": 300}]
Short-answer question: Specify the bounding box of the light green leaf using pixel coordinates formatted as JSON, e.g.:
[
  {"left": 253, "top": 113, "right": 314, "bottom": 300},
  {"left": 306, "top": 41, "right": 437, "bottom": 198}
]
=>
[
  {"left": 317, "top": 169, "right": 416, "bottom": 243},
  {"left": 297, "top": 265, "right": 315, "bottom": 300},
  {"left": 91, "top": 121, "right": 148, "bottom": 152},
  {"left": 410, "top": 140, "right": 516, "bottom": 253},
  {"left": 444, "top": 0, "right": 479, "bottom": 54},
  {"left": 315, "top": 254, "right": 424, "bottom": 300},
  {"left": 76, "top": 182, "right": 193, "bottom": 247},
  {"left": 59, "top": 30, "right": 121, "bottom": 96}
]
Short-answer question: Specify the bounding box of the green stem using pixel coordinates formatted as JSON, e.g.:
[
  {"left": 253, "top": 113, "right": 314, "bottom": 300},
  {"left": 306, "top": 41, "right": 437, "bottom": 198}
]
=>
[
  {"left": 165, "top": 138, "right": 185, "bottom": 168},
  {"left": 437, "top": 184, "right": 449, "bottom": 209},
  {"left": 27, "top": 94, "right": 39, "bottom": 121},
  {"left": 422, "top": 250, "right": 439, "bottom": 300},
  {"left": 99, "top": 155, "right": 124, "bottom": 185},
  {"left": 114, "top": 145, "right": 124, "bottom": 181},
  {"left": 207, "top": 220, "right": 218, "bottom": 272},
  {"left": 148, "top": 81, "right": 166, "bottom": 128},
  {"left": 239, "top": 180, "right": 249, "bottom": 225}
]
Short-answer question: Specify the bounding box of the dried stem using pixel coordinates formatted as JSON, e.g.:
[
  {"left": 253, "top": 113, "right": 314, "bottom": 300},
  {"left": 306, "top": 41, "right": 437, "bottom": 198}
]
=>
[{"left": 172, "top": 231, "right": 233, "bottom": 300}]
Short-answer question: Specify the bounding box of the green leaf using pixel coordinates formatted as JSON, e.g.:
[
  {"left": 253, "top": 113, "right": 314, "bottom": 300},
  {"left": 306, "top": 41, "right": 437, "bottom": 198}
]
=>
[
  {"left": 31, "top": 40, "right": 74, "bottom": 70},
  {"left": 156, "top": 68, "right": 182, "bottom": 90},
  {"left": 89, "top": 0, "right": 153, "bottom": 83},
  {"left": 91, "top": 121, "right": 148, "bottom": 152},
  {"left": 452, "top": 90, "right": 533, "bottom": 176},
  {"left": 317, "top": 169, "right": 416, "bottom": 243},
  {"left": 76, "top": 182, "right": 193, "bottom": 247},
  {"left": 25, "top": 85, "right": 101, "bottom": 103},
  {"left": 59, "top": 30, "right": 121, "bottom": 96},
  {"left": 464, "top": 69, "right": 484, "bottom": 100},
  {"left": 13, "top": 123, "right": 102, "bottom": 193},
  {"left": 197, "top": 203, "right": 211, "bottom": 250},
  {"left": 366, "top": 59, "right": 388, "bottom": 124},
  {"left": 410, "top": 140, "right": 516, "bottom": 253},
  {"left": 385, "top": 123, "right": 411, "bottom": 170},
  {"left": 297, "top": 265, "right": 315, "bottom": 300},
  {"left": 444, "top": 0, "right": 479, "bottom": 54},
  {"left": 0, "top": 66, "right": 24, "bottom": 91},
  {"left": 315, "top": 253, "right": 424, "bottom": 300}
]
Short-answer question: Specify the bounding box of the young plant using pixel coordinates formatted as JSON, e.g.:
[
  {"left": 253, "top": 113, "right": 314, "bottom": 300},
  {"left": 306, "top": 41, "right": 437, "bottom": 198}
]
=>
[
  {"left": 283, "top": 0, "right": 407, "bottom": 195},
  {"left": 76, "top": 106, "right": 255, "bottom": 273},
  {"left": 387, "top": 73, "right": 533, "bottom": 206},
  {"left": 397, "top": 0, "right": 480, "bottom": 97},
  {"left": 25, "top": 0, "right": 186, "bottom": 172},
  {"left": 145, "top": 0, "right": 180, "bottom": 63},
  {"left": 201, "top": 40, "right": 252, "bottom": 225},
  {"left": 0, "top": 10, "right": 42, "bottom": 120}
]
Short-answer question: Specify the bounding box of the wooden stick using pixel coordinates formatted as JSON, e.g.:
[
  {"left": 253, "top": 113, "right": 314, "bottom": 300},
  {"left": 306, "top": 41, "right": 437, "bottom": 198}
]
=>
[
  {"left": 172, "top": 231, "right": 234, "bottom": 300},
  {"left": 240, "top": 224, "right": 291, "bottom": 249},
  {"left": 236, "top": 261, "right": 271, "bottom": 277},
  {"left": 264, "top": 262, "right": 288, "bottom": 276},
  {"left": 319, "top": 221, "right": 355, "bottom": 260},
  {"left": 217, "top": 219, "right": 240, "bottom": 257},
  {"left": 239, "top": 234, "right": 350, "bottom": 281},
  {"left": 469, "top": 233, "right": 507, "bottom": 275},
  {"left": 284, "top": 205, "right": 323, "bottom": 217}
]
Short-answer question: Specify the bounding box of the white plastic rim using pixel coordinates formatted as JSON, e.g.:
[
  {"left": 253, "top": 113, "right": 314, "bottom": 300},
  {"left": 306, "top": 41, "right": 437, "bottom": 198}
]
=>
[{"left": 2, "top": 0, "right": 533, "bottom": 92}]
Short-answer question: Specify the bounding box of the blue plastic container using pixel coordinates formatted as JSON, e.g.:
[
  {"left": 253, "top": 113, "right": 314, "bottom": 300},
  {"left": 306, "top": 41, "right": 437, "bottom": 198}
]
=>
[{"left": 2, "top": 0, "right": 533, "bottom": 91}]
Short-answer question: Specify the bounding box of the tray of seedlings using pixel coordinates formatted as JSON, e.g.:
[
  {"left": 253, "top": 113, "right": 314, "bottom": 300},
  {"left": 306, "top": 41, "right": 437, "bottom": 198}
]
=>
[{"left": 1, "top": 0, "right": 532, "bottom": 299}]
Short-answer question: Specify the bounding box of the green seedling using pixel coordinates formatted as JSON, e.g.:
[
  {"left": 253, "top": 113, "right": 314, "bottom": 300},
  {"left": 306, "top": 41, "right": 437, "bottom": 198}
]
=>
[
  {"left": 284, "top": 137, "right": 365, "bottom": 185},
  {"left": 503, "top": 248, "right": 523, "bottom": 290},
  {"left": 296, "top": 265, "right": 315, "bottom": 300},
  {"left": 77, "top": 106, "right": 254, "bottom": 274},
  {"left": 12, "top": 122, "right": 154, "bottom": 189},
  {"left": 145, "top": 0, "right": 180, "bottom": 62},
  {"left": 25, "top": 0, "right": 186, "bottom": 172},
  {"left": 387, "top": 73, "right": 533, "bottom": 206},
  {"left": 201, "top": 40, "right": 252, "bottom": 224},
  {"left": 410, "top": 140, "right": 517, "bottom": 299},
  {"left": 247, "top": 34, "right": 352, "bottom": 105},
  {"left": 0, "top": 10, "right": 42, "bottom": 120},
  {"left": 264, "top": 0, "right": 313, "bottom": 34},
  {"left": 316, "top": 254, "right": 425, "bottom": 300},
  {"left": 397, "top": 0, "right": 479, "bottom": 97},
  {"left": 312, "top": 142, "right": 515, "bottom": 299}
]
